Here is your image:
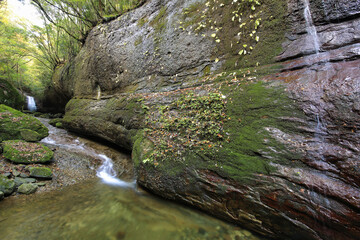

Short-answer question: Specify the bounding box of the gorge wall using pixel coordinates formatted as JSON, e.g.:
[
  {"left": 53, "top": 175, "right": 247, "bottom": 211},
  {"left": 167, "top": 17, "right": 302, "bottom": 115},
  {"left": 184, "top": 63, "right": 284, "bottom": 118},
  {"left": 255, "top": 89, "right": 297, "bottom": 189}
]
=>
[{"left": 53, "top": 0, "right": 360, "bottom": 239}]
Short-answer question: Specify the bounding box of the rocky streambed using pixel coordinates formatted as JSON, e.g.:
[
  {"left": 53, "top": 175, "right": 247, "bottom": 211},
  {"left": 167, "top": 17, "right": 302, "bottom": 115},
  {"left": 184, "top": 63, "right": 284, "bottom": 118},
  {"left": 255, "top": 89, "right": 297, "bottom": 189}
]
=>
[{"left": 0, "top": 118, "right": 263, "bottom": 240}]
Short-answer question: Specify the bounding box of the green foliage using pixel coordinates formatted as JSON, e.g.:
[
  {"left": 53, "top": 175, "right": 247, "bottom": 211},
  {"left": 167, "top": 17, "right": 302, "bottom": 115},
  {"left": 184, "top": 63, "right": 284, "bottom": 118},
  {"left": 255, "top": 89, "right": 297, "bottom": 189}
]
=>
[{"left": 0, "top": 1, "right": 52, "bottom": 97}]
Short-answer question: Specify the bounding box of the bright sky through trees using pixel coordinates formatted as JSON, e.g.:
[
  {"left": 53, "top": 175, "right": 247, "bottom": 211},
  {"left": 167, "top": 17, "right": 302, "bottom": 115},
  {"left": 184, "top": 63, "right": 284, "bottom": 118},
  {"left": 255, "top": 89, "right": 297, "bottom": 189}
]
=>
[{"left": 8, "top": 0, "right": 43, "bottom": 26}]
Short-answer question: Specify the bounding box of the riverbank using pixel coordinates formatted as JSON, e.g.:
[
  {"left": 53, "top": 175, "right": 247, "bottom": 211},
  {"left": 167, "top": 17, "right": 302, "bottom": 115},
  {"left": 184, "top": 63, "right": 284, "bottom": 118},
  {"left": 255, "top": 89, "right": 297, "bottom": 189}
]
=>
[{"left": 1, "top": 117, "right": 134, "bottom": 198}]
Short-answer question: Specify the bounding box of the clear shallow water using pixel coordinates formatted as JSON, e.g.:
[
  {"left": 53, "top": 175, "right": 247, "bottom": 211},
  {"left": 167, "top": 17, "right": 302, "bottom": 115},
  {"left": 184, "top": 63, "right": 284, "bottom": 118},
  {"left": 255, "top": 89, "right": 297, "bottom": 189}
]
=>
[
  {"left": 0, "top": 118, "right": 262, "bottom": 240},
  {"left": 0, "top": 179, "right": 261, "bottom": 240}
]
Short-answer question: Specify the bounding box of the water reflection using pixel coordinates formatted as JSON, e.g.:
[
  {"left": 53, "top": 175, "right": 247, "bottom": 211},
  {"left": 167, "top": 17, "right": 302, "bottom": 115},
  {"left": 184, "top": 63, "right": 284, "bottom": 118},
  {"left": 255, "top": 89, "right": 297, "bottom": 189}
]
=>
[{"left": 0, "top": 180, "right": 261, "bottom": 240}]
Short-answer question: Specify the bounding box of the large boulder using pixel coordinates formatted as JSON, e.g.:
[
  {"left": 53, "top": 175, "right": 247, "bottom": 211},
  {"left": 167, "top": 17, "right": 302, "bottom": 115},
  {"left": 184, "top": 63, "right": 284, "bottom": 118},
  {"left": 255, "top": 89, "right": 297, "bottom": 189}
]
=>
[
  {"left": 2, "top": 140, "right": 54, "bottom": 164},
  {"left": 54, "top": 0, "right": 360, "bottom": 239},
  {"left": 0, "top": 104, "right": 49, "bottom": 142}
]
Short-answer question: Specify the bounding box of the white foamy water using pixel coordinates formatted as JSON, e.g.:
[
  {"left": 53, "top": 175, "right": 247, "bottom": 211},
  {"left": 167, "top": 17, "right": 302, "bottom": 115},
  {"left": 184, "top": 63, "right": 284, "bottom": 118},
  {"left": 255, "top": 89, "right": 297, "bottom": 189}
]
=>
[
  {"left": 27, "top": 96, "right": 37, "bottom": 112},
  {"left": 38, "top": 118, "right": 135, "bottom": 188},
  {"left": 96, "top": 154, "right": 136, "bottom": 188},
  {"left": 303, "top": 0, "right": 321, "bottom": 53}
]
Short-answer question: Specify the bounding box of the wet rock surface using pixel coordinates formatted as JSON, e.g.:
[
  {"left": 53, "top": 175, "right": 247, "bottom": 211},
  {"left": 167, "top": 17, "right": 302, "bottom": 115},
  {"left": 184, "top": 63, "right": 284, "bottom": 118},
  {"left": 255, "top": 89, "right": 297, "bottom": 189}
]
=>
[{"left": 54, "top": 0, "right": 360, "bottom": 239}]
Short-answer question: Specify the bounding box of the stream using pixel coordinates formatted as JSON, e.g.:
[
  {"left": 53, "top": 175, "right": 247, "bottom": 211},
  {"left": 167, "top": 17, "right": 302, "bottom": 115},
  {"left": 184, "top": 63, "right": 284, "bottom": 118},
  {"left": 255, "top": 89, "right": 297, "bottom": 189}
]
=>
[{"left": 0, "top": 119, "right": 262, "bottom": 240}]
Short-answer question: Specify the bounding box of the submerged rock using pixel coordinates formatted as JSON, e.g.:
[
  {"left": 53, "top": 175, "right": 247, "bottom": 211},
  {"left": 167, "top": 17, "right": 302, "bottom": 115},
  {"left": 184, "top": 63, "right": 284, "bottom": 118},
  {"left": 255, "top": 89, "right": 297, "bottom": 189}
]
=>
[
  {"left": 17, "top": 183, "right": 38, "bottom": 195},
  {"left": 29, "top": 167, "right": 52, "bottom": 179},
  {"left": 2, "top": 140, "right": 54, "bottom": 164},
  {"left": 0, "top": 175, "right": 15, "bottom": 196},
  {"left": 0, "top": 104, "right": 49, "bottom": 142}
]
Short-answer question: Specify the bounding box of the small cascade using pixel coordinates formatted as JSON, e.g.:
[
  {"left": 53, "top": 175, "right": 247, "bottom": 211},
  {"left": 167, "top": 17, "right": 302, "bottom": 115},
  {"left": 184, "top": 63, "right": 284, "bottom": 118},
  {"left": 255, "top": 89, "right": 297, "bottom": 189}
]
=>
[
  {"left": 303, "top": 0, "right": 321, "bottom": 53},
  {"left": 96, "top": 154, "right": 135, "bottom": 188},
  {"left": 26, "top": 96, "right": 37, "bottom": 112},
  {"left": 96, "top": 85, "right": 101, "bottom": 100}
]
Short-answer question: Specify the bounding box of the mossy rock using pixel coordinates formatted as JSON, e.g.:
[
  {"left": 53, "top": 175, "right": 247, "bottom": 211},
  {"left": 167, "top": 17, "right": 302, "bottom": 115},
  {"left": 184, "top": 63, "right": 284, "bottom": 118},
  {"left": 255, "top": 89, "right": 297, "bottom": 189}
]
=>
[
  {"left": 0, "top": 191, "right": 4, "bottom": 200},
  {"left": 29, "top": 167, "right": 52, "bottom": 179},
  {"left": 0, "top": 104, "right": 49, "bottom": 142},
  {"left": 0, "top": 78, "right": 25, "bottom": 109},
  {"left": 2, "top": 140, "right": 54, "bottom": 164},
  {"left": 20, "top": 129, "right": 42, "bottom": 142},
  {"left": 134, "top": 81, "right": 307, "bottom": 181},
  {"left": 0, "top": 176, "right": 15, "bottom": 196},
  {"left": 14, "top": 177, "right": 36, "bottom": 187},
  {"left": 39, "top": 114, "right": 50, "bottom": 118},
  {"left": 17, "top": 183, "right": 38, "bottom": 195},
  {"left": 49, "top": 118, "right": 63, "bottom": 129}
]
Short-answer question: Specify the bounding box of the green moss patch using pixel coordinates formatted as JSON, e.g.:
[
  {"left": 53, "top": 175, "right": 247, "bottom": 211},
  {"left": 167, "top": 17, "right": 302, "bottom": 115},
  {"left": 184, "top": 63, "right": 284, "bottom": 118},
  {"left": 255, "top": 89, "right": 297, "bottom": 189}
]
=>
[
  {"left": 133, "top": 80, "right": 307, "bottom": 181},
  {"left": 2, "top": 140, "right": 54, "bottom": 164},
  {"left": 49, "top": 118, "right": 63, "bottom": 129},
  {"left": 150, "top": 6, "right": 168, "bottom": 33},
  {"left": 29, "top": 167, "right": 53, "bottom": 179},
  {"left": 0, "top": 104, "right": 49, "bottom": 142},
  {"left": 17, "top": 183, "right": 37, "bottom": 195},
  {"left": 20, "top": 129, "right": 42, "bottom": 142},
  {"left": 211, "top": 82, "right": 305, "bottom": 181},
  {"left": 140, "top": 88, "right": 227, "bottom": 167}
]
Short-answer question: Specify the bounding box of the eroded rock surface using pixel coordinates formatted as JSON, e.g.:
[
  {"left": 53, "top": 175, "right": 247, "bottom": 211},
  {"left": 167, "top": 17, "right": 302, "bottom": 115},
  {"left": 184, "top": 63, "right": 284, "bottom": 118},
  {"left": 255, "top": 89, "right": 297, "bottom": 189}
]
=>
[{"left": 56, "top": 0, "right": 360, "bottom": 239}]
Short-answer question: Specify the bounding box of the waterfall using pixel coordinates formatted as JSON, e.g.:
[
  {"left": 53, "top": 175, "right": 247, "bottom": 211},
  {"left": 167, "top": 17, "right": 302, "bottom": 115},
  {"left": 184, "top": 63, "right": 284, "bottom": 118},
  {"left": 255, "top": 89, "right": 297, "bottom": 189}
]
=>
[
  {"left": 96, "top": 85, "right": 101, "bottom": 100},
  {"left": 303, "top": 0, "right": 321, "bottom": 53},
  {"left": 27, "top": 96, "right": 37, "bottom": 112},
  {"left": 96, "top": 154, "right": 135, "bottom": 188}
]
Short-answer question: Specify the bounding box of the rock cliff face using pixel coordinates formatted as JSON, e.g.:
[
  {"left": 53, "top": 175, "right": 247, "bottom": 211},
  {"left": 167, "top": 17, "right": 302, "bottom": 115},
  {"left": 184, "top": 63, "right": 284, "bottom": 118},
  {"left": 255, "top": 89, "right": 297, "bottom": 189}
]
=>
[
  {"left": 0, "top": 78, "right": 25, "bottom": 109},
  {"left": 57, "top": 0, "right": 359, "bottom": 239}
]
